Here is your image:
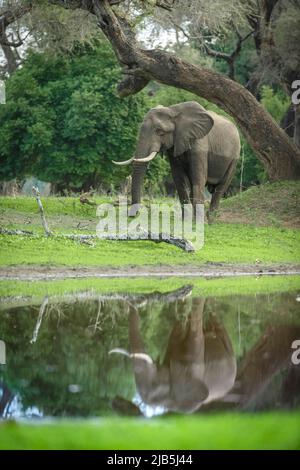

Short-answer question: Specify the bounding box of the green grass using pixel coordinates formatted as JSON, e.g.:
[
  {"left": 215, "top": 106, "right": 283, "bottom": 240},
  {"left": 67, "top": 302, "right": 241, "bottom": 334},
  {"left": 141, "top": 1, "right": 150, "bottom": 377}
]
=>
[
  {"left": 219, "top": 181, "right": 300, "bottom": 227},
  {"left": 1, "top": 275, "right": 299, "bottom": 302},
  {"left": 0, "top": 223, "right": 299, "bottom": 266},
  {"left": 0, "top": 195, "right": 111, "bottom": 217},
  {"left": 0, "top": 413, "right": 299, "bottom": 449},
  {"left": 0, "top": 191, "right": 299, "bottom": 267}
]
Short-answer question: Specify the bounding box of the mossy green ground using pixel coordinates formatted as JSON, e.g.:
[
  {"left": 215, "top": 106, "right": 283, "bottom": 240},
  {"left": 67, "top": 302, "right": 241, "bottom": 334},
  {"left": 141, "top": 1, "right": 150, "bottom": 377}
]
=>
[
  {"left": 0, "top": 413, "right": 299, "bottom": 449},
  {"left": 0, "top": 189, "right": 299, "bottom": 266}
]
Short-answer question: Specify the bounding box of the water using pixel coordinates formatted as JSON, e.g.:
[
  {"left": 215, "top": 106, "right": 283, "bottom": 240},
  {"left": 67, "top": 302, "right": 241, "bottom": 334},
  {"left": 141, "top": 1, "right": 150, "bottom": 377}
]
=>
[{"left": 0, "top": 285, "right": 299, "bottom": 419}]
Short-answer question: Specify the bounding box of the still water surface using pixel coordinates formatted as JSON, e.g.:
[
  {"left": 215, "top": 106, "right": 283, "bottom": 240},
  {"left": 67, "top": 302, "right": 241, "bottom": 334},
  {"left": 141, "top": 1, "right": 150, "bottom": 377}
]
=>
[{"left": 0, "top": 284, "right": 299, "bottom": 419}]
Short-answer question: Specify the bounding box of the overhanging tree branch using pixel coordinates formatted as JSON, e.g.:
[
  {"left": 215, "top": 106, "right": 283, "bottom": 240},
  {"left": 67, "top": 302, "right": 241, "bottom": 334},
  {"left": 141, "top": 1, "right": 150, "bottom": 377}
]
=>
[
  {"left": 45, "top": 0, "right": 300, "bottom": 180},
  {"left": 204, "top": 29, "right": 254, "bottom": 80},
  {"left": 90, "top": 0, "right": 300, "bottom": 179},
  {"left": 0, "top": 3, "right": 32, "bottom": 74},
  {"left": 0, "top": 3, "right": 32, "bottom": 37}
]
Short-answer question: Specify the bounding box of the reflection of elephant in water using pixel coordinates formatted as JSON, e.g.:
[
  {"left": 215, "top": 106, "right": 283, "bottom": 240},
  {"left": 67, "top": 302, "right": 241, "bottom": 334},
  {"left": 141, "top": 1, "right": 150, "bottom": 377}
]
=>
[
  {"left": 113, "top": 101, "right": 240, "bottom": 217},
  {"left": 110, "top": 298, "right": 237, "bottom": 414}
]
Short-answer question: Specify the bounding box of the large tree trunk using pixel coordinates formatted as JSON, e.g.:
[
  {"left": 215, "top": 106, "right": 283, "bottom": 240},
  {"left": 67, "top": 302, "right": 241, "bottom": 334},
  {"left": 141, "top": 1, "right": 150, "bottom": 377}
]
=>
[
  {"left": 280, "top": 104, "right": 295, "bottom": 139},
  {"left": 51, "top": 0, "right": 300, "bottom": 180},
  {"left": 0, "top": 42, "right": 18, "bottom": 74},
  {"left": 294, "top": 105, "right": 300, "bottom": 149}
]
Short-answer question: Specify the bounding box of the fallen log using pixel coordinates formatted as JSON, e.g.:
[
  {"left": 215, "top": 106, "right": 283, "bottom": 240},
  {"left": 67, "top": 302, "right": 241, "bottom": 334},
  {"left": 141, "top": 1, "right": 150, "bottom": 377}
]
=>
[
  {"left": 0, "top": 228, "right": 35, "bottom": 236},
  {"left": 0, "top": 228, "right": 195, "bottom": 252}
]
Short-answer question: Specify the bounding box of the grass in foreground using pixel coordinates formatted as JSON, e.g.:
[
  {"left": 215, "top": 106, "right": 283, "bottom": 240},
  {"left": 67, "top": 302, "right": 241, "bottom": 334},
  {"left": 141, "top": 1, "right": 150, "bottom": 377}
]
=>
[
  {"left": 0, "top": 413, "right": 299, "bottom": 450},
  {"left": 0, "top": 274, "right": 299, "bottom": 301}
]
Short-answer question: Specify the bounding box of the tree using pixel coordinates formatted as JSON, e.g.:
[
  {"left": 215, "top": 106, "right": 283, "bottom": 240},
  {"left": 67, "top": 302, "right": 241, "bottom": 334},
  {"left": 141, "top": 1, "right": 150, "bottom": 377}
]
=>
[
  {"left": 0, "top": 0, "right": 300, "bottom": 180},
  {"left": 44, "top": 0, "right": 300, "bottom": 182},
  {"left": 0, "top": 42, "right": 148, "bottom": 191},
  {"left": 0, "top": 1, "right": 32, "bottom": 75},
  {"left": 146, "top": 0, "right": 300, "bottom": 145},
  {"left": 0, "top": 0, "right": 101, "bottom": 77}
]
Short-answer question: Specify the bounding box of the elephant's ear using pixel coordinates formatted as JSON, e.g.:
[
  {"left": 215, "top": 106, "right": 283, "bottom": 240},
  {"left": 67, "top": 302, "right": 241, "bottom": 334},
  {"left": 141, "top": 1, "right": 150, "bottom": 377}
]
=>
[{"left": 170, "top": 101, "right": 214, "bottom": 157}]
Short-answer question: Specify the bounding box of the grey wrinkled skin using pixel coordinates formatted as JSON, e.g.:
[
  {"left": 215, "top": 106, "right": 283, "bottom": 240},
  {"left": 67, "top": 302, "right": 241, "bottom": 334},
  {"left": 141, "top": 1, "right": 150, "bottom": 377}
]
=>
[
  {"left": 112, "top": 298, "right": 237, "bottom": 415},
  {"left": 129, "top": 101, "right": 240, "bottom": 218}
]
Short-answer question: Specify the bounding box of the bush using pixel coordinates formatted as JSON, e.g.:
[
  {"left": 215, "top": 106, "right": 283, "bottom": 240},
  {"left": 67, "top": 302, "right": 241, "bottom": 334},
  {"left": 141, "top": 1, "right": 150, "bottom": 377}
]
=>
[{"left": 0, "top": 43, "right": 148, "bottom": 192}]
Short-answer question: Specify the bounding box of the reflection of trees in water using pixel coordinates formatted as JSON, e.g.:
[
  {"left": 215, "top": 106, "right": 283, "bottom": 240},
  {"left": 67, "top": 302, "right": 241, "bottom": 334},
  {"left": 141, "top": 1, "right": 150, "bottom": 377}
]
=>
[
  {"left": 0, "top": 287, "right": 299, "bottom": 418},
  {"left": 0, "top": 287, "right": 192, "bottom": 418},
  {"left": 0, "top": 296, "right": 136, "bottom": 417}
]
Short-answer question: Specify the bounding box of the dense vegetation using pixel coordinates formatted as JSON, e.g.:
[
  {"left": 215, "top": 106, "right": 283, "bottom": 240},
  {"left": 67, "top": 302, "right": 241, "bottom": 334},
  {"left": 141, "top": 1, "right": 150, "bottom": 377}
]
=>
[
  {"left": 0, "top": 43, "right": 148, "bottom": 192},
  {"left": 0, "top": 41, "right": 292, "bottom": 194}
]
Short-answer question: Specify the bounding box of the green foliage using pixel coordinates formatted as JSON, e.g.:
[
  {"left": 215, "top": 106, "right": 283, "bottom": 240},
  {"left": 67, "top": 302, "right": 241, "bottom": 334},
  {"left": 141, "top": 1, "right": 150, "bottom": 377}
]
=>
[
  {"left": 205, "top": 32, "right": 258, "bottom": 87},
  {"left": 261, "top": 86, "right": 290, "bottom": 123},
  {"left": 0, "top": 44, "right": 148, "bottom": 191}
]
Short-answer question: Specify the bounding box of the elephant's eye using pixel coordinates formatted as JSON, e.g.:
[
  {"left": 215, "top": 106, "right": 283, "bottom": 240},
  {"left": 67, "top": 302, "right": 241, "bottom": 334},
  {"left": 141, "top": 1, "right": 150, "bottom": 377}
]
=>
[{"left": 156, "top": 128, "right": 165, "bottom": 136}]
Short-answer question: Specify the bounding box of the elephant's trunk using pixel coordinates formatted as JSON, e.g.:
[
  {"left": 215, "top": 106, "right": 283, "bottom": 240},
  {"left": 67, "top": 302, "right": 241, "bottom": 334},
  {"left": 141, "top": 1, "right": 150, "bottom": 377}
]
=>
[{"left": 131, "top": 162, "right": 148, "bottom": 205}]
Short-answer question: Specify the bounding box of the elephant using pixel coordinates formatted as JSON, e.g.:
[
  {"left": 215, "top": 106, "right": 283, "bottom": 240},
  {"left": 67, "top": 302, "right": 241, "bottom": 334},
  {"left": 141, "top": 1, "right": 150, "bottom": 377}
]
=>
[
  {"left": 196, "top": 323, "right": 300, "bottom": 412},
  {"left": 113, "top": 101, "right": 240, "bottom": 218},
  {"left": 109, "top": 297, "right": 237, "bottom": 414}
]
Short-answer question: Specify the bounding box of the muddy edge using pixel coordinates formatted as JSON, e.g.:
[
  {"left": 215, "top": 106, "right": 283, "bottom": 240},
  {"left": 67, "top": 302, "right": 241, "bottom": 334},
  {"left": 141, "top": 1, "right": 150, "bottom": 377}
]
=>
[{"left": 0, "top": 263, "right": 299, "bottom": 280}]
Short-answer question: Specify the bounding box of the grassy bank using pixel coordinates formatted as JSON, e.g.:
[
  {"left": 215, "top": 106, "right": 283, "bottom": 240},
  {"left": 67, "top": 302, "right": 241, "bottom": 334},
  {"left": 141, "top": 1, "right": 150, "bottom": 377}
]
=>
[
  {"left": 0, "top": 182, "right": 299, "bottom": 267},
  {"left": 0, "top": 223, "right": 299, "bottom": 266},
  {"left": 0, "top": 413, "right": 299, "bottom": 449},
  {"left": 218, "top": 181, "right": 300, "bottom": 227},
  {"left": 0, "top": 274, "right": 299, "bottom": 301}
]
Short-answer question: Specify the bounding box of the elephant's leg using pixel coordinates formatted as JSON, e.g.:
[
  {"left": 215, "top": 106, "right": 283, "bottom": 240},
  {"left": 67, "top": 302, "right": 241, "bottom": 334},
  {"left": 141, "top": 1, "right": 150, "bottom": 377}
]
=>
[
  {"left": 169, "top": 160, "right": 191, "bottom": 205},
  {"left": 208, "top": 159, "right": 237, "bottom": 220},
  {"left": 184, "top": 298, "right": 206, "bottom": 360},
  {"left": 129, "top": 306, "right": 145, "bottom": 353},
  {"left": 188, "top": 149, "right": 208, "bottom": 213}
]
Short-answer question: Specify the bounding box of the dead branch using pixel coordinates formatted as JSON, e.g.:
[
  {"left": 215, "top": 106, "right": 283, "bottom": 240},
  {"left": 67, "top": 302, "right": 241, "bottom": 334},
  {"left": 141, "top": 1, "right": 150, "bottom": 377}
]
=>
[
  {"left": 0, "top": 228, "right": 35, "bottom": 236},
  {"left": 80, "top": 192, "right": 97, "bottom": 206},
  {"left": 30, "top": 296, "right": 48, "bottom": 344},
  {"left": 32, "top": 186, "right": 52, "bottom": 237},
  {"left": 203, "top": 29, "right": 253, "bottom": 80}
]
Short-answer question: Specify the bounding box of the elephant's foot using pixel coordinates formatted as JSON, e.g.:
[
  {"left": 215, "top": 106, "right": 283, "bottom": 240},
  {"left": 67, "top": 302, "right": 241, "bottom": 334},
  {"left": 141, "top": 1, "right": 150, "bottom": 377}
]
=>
[
  {"left": 128, "top": 204, "right": 141, "bottom": 217},
  {"left": 207, "top": 209, "right": 218, "bottom": 224}
]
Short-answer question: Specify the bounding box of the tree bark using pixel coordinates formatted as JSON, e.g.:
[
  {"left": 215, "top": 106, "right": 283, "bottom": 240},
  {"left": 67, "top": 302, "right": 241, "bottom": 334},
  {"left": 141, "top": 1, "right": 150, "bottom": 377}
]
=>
[
  {"left": 280, "top": 104, "right": 295, "bottom": 139},
  {"left": 0, "top": 3, "right": 32, "bottom": 75},
  {"left": 0, "top": 42, "right": 18, "bottom": 74},
  {"left": 294, "top": 105, "right": 300, "bottom": 149},
  {"left": 90, "top": 0, "right": 300, "bottom": 181}
]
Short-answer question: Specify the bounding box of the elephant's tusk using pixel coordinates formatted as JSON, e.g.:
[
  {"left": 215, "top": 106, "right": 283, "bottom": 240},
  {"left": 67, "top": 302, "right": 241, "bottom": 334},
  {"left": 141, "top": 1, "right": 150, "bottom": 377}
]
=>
[
  {"left": 112, "top": 157, "right": 134, "bottom": 166},
  {"left": 109, "top": 348, "right": 130, "bottom": 357},
  {"left": 109, "top": 348, "right": 153, "bottom": 364},
  {"left": 130, "top": 353, "right": 153, "bottom": 364},
  {"left": 133, "top": 152, "right": 157, "bottom": 163}
]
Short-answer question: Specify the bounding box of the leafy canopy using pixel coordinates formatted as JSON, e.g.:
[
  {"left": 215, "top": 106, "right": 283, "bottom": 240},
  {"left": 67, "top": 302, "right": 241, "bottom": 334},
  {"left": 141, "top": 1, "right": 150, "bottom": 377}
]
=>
[{"left": 0, "top": 42, "right": 148, "bottom": 191}]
